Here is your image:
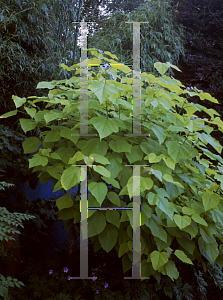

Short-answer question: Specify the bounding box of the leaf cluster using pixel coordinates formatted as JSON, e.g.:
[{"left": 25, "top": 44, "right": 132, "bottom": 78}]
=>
[
  {"left": 0, "top": 206, "right": 35, "bottom": 298},
  {"left": 2, "top": 48, "right": 223, "bottom": 284}
]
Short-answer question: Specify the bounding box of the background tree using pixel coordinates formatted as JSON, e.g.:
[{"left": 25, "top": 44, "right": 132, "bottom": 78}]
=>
[{"left": 87, "top": 0, "right": 187, "bottom": 77}]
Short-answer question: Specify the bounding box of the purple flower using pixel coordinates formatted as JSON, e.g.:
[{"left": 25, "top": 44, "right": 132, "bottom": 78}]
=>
[
  {"left": 92, "top": 276, "right": 97, "bottom": 281},
  {"left": 104, "top": 283, "right": 108, "bottom": 288},
  {"left": 63, "top": 267, "right": 68, "bottom": 273},
  {"left": 92, "top": 272, "right": 95, "bottom": 275},
  {"left": 49, "top": 270, "right": 53, "bottom": 274},
  {"left": 103, "top": 263, "right": 106, "bottom": 267},
  {"left": 96, "top": 290, "right": 99, "bottom": 294},
  {"left": 67, "top": 276, "right": 71, "bottom": 280}
]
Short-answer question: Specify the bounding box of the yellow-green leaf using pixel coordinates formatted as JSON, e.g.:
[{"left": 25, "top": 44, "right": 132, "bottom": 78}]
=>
[
  {"left": 22, "top": 137, "right": 41, "bottom": 154},
  {"left": 174, "top": 249, "right": 193, "bottom": 265},
  {"left": 56, "top": 193, "right": 73, "bottom": 210}
]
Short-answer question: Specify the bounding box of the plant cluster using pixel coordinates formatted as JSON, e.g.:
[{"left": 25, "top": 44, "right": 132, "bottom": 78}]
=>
[
  {"left": 0, "top": 205, "right": 36, "bottom": 299},
  {"left": 1, "top": 48, "right": 223, "bottom": 298}
]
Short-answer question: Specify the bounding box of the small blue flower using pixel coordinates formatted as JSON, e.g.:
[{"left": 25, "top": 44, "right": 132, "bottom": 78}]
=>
[
  {"left": 96, "top": 290, "right": 99, "bottom": 294},
  {"left": 49, "top": 270, "right": 53, "bottom": 274},
  {"left": 67, "top": 276, "right": 71, "bottom": 280},
  {"left": 104, "top": 283, "right": 108, "bottom": 288},
  {"left": 92, "top": 276, "right": 97, "bottom": 281},
  {"left": 63, "top": 267, "right": 68, "bottom": 273}
]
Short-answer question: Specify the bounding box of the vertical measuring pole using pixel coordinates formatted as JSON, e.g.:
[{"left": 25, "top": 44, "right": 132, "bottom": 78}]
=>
[
  {"left": 124, "top": 22, "right": 150, "bottom": 279},
  {"left": 71, "top": 22, "right": 97, "bottom": 279},
  {"left": 72, "top": 22, "right": 98, "bottom": 137}
]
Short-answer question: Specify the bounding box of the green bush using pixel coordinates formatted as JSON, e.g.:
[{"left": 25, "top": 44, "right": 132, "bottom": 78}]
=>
[
  {"left": 1, "top": 48, "right": 223, "bottom": 287},
  {"left": 0, "top": 182, "right": 36, "bottom": 299}
]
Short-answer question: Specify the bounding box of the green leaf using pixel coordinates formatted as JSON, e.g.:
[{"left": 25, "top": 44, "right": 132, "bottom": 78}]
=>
[
  {"left": 88, "top": 211, "right": 106, "bottom": 237},
  {"left": 146, "top": 218, "right": 167, "bottom": 243},
  {"left": 101, "top": 177, "right": 120, "bottom": 189},
  {"left": 141, "top": 203, "right": 152, "bottom": 226},
  {"left": 150, "top": 123, "right": 167, "bottom": 144},
  {"left": 0, "top": 110, "right": 17, "bottom": 119},
  {"left": 90, "top": 153, "right": 110, "bottom": 165},
  {"left": 80, "top": 138, "right": 108, "bottom": 157},
  {"left": 0, "top": 285, "right": 8, "bottom": 297},
  {"left": 89, "top": 117, "right": 119, "bottom": 140},
  {"left": 173, "top": 214, "right": 191, "bottom": 230},
  {"left": 98, "top": 223, "right": 118, "bottom": 253},
  {"left": 166, "top": 141, "right": 191, "bottom": 163},
  {"left": 146, "top": 153, "right": 164, "bottom": 163},
  {"left": 176, "top": 237, "right": 195, "bottom": 255},
  {"left": 163, "top": 156, "right": 175, "bottom": 170},
  {"left": 88, "top": 182, "right": 108, "bottom": 206},
  {"left": 36, "top": 81, "right": 55, "bottom": 89},
  {"left": 199, "top": 228, "right": 216, "bottom": 244},
  {"left": 147, "top": 190, "right": 174, "bottom": 220},
  {"left": 199, "top": 91, "right": 219, "bottom": 103},
  {"left": 150, "top": 167, "right": 162, "bottom": 182},
  {"left": 20, "top": 119, "right": 36, "bottom": 133},
  {"left": 68, "top": 151, "right": 85, "bottom": 164},
  {"left": 182, "top": 207, "right": 195, "bottom": 215},
  {"left": 122, "top": 253, "right": 133, "bottom": 274},
  {"left": 92, "top": 165, "right": 111, "bottom": 177},
  {"left": 109, "top": 139, "right": 132, "bottom": 154},
  {"left": 198, "top": 236, "right": 219, "bottom": 265},
  {"left": 60, "top": 128, "right": 80, "bottom": 144},
  {"left": 174, "top": 249, "right": 193, "bottom": 265},
  {"left": 50, "top": 152, "right": 61, "bottom": 160},
  {"left": 22, "top": 137, "right": 41, "bottom": 154},
  {"left": 159, "top": 260, "right": 179, "bottom": 281},
  {"left": 210, "top": 208, "right": 223, "bottom": 225},
  {"left": 47, "top": 163, "right": 63, "bottom": 180},
  {"left": 141, "top": 177, "right": 153, "bottom": 193},
  {"left": 125, "top": 145, "right": 144, "bottom": 164},
  {"left": 13, "top": 96, "right": 26, "bottom": 108},
  {"left": 56, "top": 193, "right": 73, "bottom": 210},
  {"left": 61, "top": 166, "right": 82, "bottom": 190},
  {"left": 44, "top": 111, "right": 65, "bottom": 124},
  {"left": 163, "top": 174, "right": 184, "bottom": 188},
  {"left": 106, "top": 210, "right": 120, "bottom": 228},
  {"left": 29, "top": 154, "right": 48, "bottom": 168},
  {"left": 107, "top": 191, "right": 121, "bottom": 207},
  {"left": 44, "top": 130, "right": 61, "bottom": 142},
  {"left": 191, "top": 214, "right": 208, "bottom": 226},
  {"left": 118, "top": 242, "right": 130, "bottom": 258},
  {"left": 202, "top": 192, "right": 220, "bottom": 211},
  {"left": 150, "top": 250, "right": 169, "bottom": 270},
  {"left": 197, "top": 132, "right": 222, "bottom": 155},
  {"left": 104, "top": 51, "right": 118, "bottom": 60},
  {"left": 24, "top": 107, "right": 36, "bottom": 118},
  {"left": 89, "top": 81, "right": 119, "bottom": 104},
  {"left": 56, "top": 147, "right": 76, "bottom": 164}
]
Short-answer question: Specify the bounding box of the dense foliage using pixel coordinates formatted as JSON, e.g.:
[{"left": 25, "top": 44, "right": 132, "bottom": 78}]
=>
[{"left": 2, "top": 49, "right": 223, "bottom": 283}]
